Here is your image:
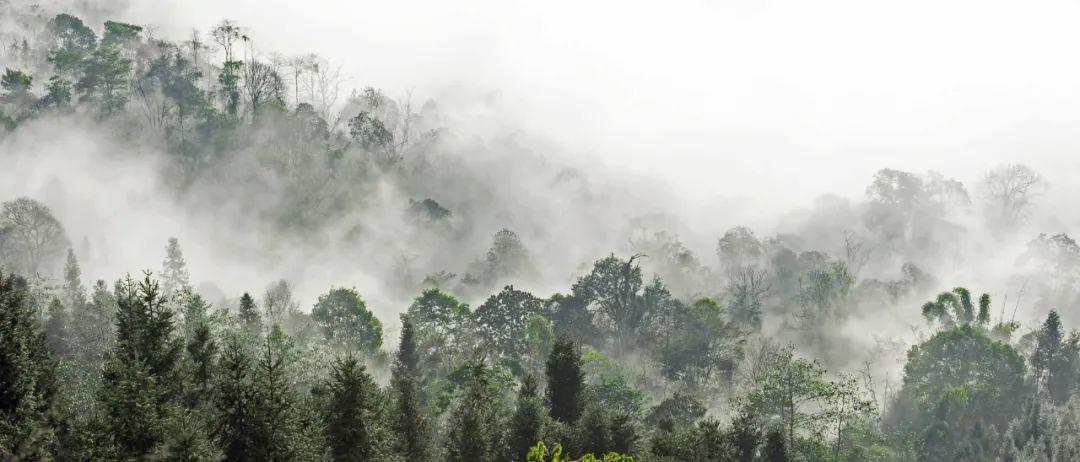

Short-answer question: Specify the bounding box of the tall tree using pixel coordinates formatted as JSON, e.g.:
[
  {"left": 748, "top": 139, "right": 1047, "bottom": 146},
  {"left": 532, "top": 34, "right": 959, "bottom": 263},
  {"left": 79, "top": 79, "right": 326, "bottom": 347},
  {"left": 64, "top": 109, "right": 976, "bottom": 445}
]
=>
[
  {"left": 238, "top": 292, "right": 262, "bottom": 334},
  {"left": 508, "top": 375, "right": 545, "bottom": 460},
  {"left": 444, "top": 361, "right": 499, "bottom": 462},
  {"left": 546, "top": 338, "right": 585, "bottom": 424},
  {"left": 325, "top": 355, "right": 383, "bottom": 461},
  {"left": 311, "top": 287, "right": 383, "bottom": 354},
  {"left": 0, "top": 271, "right": 58, "bottom": 459},
  {"left": 100, "top": 273, "right": 183, "bottom": 457},
  {"left": 161, "top": 237, "right": 190, "bottom": 296},
  {"left": 391, "top": 315, "right": 429, "bottom": 460},
  {"left": 0, "top": 197, "right": 70, "bottom": 276}
]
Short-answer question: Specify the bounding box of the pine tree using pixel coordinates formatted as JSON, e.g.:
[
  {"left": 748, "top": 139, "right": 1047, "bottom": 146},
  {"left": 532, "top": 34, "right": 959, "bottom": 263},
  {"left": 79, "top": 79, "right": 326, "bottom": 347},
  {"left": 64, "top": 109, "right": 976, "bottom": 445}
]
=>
[
  {"left": 214, "top": 332, "right": 260, "bottom": 461},
  {"left": 254, "top": 326, "right": 301, "bottom": 461},
  {"left": 186, "top": 320, "right": 217, "bottom": 403},
  {"left": 238, "top": 292, "right": 262, "bottom": 334},
  {"left": 44, "top": 297, "right": 70, "bottom": 358},
  {"left": 763, "top": 428, "right": 788, "bottom": 462},
  {"left": 445, "top": 361, "right": 498, "bottom": 462},
  {"left": 325, "top": 354, "right": 383, "bottom": 461},
  {"left": 546, "top": 338, "right": 585, "bottom": 424},
  {"left": 62, "top": 249, "right": 85, "bottom": 309},
  {"left": 577, "top": 400, "right": 612, "bottom": 456},
  {"left": 391, "top": 315, "right": 429, "bottom": 460},
  {"left": 508, "top": 375, "right": 545, "bottom": 460},
  {"left": 161, "top": 237, "right": 190, "bottom": 296},
  {"left": 0, "top": 271, "right": 59, "bottom": 458},
  {"left": 70, "top": 280, "right": 115, "bottom": 369},
  {"left": 100, "top": 273, "right": 183, "bottom": 457}
]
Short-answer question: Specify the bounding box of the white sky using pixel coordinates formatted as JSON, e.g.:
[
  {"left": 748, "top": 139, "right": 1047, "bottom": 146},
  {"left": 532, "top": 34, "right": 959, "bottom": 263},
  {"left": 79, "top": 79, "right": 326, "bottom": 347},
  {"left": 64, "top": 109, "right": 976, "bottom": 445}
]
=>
[{"left": 122, "top": 0, "right": 1080, "bottom": 217}]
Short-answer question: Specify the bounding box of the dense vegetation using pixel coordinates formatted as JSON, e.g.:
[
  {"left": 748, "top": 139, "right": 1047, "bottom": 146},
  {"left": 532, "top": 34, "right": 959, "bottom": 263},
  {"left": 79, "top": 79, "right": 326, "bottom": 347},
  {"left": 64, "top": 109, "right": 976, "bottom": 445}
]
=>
[{"left": 3, "top": 5, "right": 1080, "bottom": 462}]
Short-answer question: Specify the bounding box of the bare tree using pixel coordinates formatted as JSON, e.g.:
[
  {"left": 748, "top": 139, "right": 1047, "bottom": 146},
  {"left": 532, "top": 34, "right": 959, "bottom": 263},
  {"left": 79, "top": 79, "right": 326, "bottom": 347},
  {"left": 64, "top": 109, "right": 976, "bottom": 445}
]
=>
[
  {"left": 842, "top": 231, "right": 871, "bottom": 278},
  {"left": 211, "top": 20, "right": 242, "bottom": 63},
  {"left": 299, "top": 54, "right": 346, "bottom": 129},
  {"left": 981, "top": 163, "right": 1043, "bottom": 230},
  {"left": 244, "top": 59, "right": 284, "bottom": 117},
  {"left": 0, "top": 198, "right": 70, "bottom": 276},
  {"left": 727, "top": 266, "right": 769, "bottom": 330}
]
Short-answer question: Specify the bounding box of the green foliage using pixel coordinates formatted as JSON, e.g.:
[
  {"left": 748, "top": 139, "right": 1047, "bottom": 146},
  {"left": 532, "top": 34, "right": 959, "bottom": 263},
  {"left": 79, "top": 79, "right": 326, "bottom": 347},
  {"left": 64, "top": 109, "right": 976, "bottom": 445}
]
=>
[
  {"left": 391, "top": 315, "right": 431, "bottom": 460},
  {"left": 887, "top": 325, "right": 1028, "bottom": 460},
  {"left": 312, "top": 287, "right": 383, "bottom": 354},
  {"left": 0, "top": 271, "right": 58, "bottom": 459},
  {"left": 474, "top": 285, "right": 546, "bottom": 363},
  {"left": 547, "top": 338, "right": 586, "bottom": 424},
  {"left": 324, "top": 355, "right": 384, "bottom": 461},
  {"left": 444, "top": 361, "right": 501, "bottom": 462},
  {"left": 527, "top": 441, "right": 634, "bottom": 462}
]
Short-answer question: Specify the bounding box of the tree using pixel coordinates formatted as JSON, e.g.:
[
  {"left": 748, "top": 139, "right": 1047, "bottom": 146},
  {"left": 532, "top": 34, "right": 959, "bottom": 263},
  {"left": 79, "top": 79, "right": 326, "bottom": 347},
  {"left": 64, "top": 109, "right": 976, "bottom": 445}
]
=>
[
  {"left": 1033, "top": 311, "right": 1079, "bottom": 403},
  {"left": 253, "top": 326, "right": 305, "bottom": 461},
  {"left": 717, "top": 226, "right": 764, "bottom": 272},
  {"left": 921, "top": 287, "right": 992, "bottom": 329},
  {"left": 100, "top": 273, "right": 183, "bottom": 457},
  {"left": 445, "top": 361, "right": 500, "bottom": 462},
  {"left": 214, "top": 332, "right": 260, "bottom": 460},
  {"left": 406, "top": 288, "right": 474, "bottom": 372},
  {"left": 44, "top": 298, "right": 70, "bottom": 358},
  {"left": 161, "top": 237, "right": 190, "bottom": 296},
  {"left": 572, "top": 255, "right": 647, "bottom": 354},
  {"left": 727, "top": 267, "right": 768, "bottom": 330},
  {"left": 763, "top": 429, "right": 789, "bottom": 462},
  {"left": 0, "top": 271, "right": 58, "bottom": 459},
  {"left": 1, "top": 69, "right": 35, "bottom": 119},
  {"left": 508, "top": 375, "right": 545, "bottom": 460},
  {"left": 0, "top": 197, "right": 70, "bottom": 276},
  {"left": 46, "top": 14, "right": 97, "bottom": 77},
  {"left": 263, "top": 280, "right": 299, "bottom": 326},
  {"left": 391, "top": 315, "right": 430, "bottom": 460},
  {"left": 61, "top": 249, "right": 85, "bottom": 309},
  {"left": 70, "top": 280, "right": 116, "bottom": 369},
  {"left": 982, "top": 164, "right": 1042, "bottom": 231},
  {"left": 325, "top": 355, "right": 383, "bottom": 461},
  {"left": 238, "top": 292, "right": 262, "bottom": 334},
  {"left": 740, "top": 344, "right": 869, "bottom": 446},
  {"left": 886, "top": 325, "right": 1028, "bottom": 460},
  {"left": 311, "top": 287, "right": 383, "bottom": 354},
  {"left": 547, "top": 338, "right": 585, "bottom": 424},
  {"left": 473, "top": 285, "right": 546, "bottom": 361},
  {"left": 77, "top": 23, "right": 140, "bottom": 114},
  {"left": 653, "top": 298, "right": 744, "bottom": 388},
  {"left": 244, "top": 60, "right": 284, "bottom": 117}
]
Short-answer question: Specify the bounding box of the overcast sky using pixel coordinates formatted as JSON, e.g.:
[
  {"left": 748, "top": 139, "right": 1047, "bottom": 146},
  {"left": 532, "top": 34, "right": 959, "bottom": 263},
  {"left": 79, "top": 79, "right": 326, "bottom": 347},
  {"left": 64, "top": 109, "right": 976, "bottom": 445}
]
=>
[{"left": 116, "top": 0, "right": 1080, "bottom": 223}]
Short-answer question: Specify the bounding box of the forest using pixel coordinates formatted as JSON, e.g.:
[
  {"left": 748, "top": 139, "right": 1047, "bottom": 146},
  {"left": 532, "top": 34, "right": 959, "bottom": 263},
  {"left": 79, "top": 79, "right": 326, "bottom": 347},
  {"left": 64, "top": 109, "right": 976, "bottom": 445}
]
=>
[{"left": 2, "top": 2, "right": 1080, "bottom": 461}]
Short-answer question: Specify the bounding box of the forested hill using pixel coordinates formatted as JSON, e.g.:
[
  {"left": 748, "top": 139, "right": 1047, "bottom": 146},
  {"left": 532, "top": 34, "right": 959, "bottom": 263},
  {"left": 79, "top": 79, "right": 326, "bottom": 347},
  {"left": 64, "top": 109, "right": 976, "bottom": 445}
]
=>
[{"left": 3, "top": 5, "right": 1080, "bottom": 462}]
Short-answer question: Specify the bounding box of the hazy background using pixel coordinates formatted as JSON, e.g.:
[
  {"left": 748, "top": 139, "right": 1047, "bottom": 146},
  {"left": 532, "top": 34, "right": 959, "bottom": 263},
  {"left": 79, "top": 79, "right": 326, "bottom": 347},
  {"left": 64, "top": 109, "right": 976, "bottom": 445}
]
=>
[
  {"left": 5, "top": 0, "right": 1080, "bottom": 334},
  {"left": 115, "top": 0, "right": 1080, "bottom": 219}
]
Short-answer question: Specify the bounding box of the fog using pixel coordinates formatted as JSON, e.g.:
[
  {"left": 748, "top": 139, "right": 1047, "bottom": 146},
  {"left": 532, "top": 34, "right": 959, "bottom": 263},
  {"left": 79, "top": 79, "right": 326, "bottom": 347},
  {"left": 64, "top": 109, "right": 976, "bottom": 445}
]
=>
[
  {"left": 119, "top": 0, "right": 1080, "bottom": 213},
  {"left": 5, "top": 0, "right": 1080, "bottom": 364}
]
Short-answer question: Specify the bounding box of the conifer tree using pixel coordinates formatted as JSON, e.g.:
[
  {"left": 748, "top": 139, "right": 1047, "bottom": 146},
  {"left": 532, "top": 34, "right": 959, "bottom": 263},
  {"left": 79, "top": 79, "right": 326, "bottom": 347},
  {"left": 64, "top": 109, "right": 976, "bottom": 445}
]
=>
[
  {"left": 254, "top": 326, "right": 302, "bottom": 461},
  {"left": 62, "top": 249, "right": 85, "bottom": 308},
  {"left": 508, "top": 374, "right": 545, "bottom": 460},
  {"left": 445, "top": 361, "right": 499, "bottom": 462},
  {"left": 100, "top": 273, "right": 183, "bottom": 457},
  {"left": 238, "top": 292, "right": 262, "bottom": 334},
  {"left": 763, "top": 428, "right": 788, "bottom": 462},
  {"left": 325, "top": 354, "right": 383, "bottom": 461},
  {"left": 391, "top": 315, "right": 429, "bottom": 460},
  {"left": 546, "top": 338, "right": 585, "bottom": 424},
  {"left": 214, "top": 332, "right": 260, "bottom": 461},
  {"left": 161, "top": 237, "right": 190, "bottom": 296},
  {"left": 44, "top": 297, "right": 70, "bottom": 358},
  {"left": 0, "top": 271, "right": 58, "bottom": 459}
]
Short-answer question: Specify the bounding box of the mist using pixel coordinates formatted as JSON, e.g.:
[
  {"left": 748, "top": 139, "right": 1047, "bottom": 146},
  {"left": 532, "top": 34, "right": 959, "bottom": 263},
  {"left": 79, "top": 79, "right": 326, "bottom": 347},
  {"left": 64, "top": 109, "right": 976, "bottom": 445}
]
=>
[{"left": 3, "top": 0, "right": 1080, "bottom": 460}]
